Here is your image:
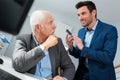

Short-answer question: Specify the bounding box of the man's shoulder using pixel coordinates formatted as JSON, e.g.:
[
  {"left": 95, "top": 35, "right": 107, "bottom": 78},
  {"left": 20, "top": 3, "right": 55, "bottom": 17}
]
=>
[
  {"left": 17, "top": 34, "right": 32, "bottom": 38},
  {"left": 98, "top": 20, "right": 118, "bottom": 35},
  {"left": 98, "top": 20, "right": 116, "bottom": 29},
  {"left": 16, "top": 34, "right": 32, "bottom": 42}
]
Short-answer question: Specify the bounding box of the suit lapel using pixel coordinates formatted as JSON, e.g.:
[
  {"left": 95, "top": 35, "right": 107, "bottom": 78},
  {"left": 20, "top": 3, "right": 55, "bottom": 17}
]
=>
[
  {"left": 90, "top": 21, "right": 102, "bottom": 47},
  {"left": 49, "top": 47, "right": 56, "bottom": 77},
  {"left": 80, "top": 28, "right": 86, "bottom": 43}
]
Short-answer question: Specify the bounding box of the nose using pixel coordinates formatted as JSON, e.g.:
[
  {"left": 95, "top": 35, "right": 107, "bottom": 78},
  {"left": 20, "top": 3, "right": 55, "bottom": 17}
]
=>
[{"left": 53, "top": 23, "right": 56, "bottom": 29}]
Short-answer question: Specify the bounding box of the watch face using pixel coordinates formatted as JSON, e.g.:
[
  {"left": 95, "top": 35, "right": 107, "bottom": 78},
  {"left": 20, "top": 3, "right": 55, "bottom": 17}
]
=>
[{"left": 0, "top": 0, "right": 34, "bottom": 35}]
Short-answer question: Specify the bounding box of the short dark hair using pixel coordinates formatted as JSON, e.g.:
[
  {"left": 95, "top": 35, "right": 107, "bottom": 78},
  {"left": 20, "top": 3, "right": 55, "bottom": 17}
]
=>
[{"left": 75, "top": 1, "right": 96, "bottom": 13}]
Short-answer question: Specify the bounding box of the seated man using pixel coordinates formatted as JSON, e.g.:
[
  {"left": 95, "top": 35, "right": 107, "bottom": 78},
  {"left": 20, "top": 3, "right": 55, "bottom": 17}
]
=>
[{"left": 12, "top": 10, "right": 75, "bottom": 80}]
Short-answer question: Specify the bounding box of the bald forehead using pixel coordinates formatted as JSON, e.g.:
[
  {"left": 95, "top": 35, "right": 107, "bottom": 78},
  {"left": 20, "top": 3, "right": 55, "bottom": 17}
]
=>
[
  {"left": 42, "top": 12, "right": 54, "bottom": 23},
  {"left": 43, "top": 12, "right": 52, "bottom": 18}
]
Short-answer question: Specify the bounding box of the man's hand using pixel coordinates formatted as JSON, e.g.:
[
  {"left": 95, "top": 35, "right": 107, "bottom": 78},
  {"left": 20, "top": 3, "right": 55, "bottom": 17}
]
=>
[
  {"left": 48, "top": 78, "right": 53, "bottom": 80},
  {"left": 66, "top": 34, "right": 84, "bottom": 50},
  {"left": 66, "top": 34, "right": 74, "bottom": 50},
  {"left": 53, "top": 75, "right": 64, "bottom": 80},
  {"left": 41, "top": 34, "right": 58, "bottom": 50},
  {"left": 73, "top": 35, "right": 84, "bottom": 50},
  {"left": 48, "top": 75, "right": 64, "bottom": 80}
]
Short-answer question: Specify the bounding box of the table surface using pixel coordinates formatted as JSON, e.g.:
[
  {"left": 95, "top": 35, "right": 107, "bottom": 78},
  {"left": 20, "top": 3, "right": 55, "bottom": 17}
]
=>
[{"left": 0, "top": 56, "right": 47, "bottom": 80}]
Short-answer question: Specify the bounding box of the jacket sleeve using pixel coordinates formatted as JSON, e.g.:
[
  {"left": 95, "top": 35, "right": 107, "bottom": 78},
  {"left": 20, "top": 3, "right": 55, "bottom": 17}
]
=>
[
  {"left": 80, "top": 26, "right": 118, "bottom": 65},
  {"left": 12, "top": 35, "right": 45, "bottom": 73},
  {"left": 58, "top": 38, "right": 75, "bottom": 80}
]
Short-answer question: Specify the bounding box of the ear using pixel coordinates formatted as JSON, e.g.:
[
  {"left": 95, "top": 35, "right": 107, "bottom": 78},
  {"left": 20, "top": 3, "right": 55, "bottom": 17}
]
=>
[
  {"left": 92, "top": 10, "right": 96, "bottom": 17},
  {"left": 35, "top": 24, "right": 41, "bottom": 30}
]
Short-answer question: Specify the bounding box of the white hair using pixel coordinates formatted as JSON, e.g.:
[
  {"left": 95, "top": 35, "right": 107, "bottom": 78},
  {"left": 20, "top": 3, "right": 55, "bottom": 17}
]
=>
[{"left": 30, "top": 10, "right": 50, "bottom": 34}]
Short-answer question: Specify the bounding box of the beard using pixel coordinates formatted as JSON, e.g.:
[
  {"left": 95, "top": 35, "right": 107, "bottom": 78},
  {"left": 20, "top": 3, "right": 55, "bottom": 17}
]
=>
[{"left": 81, "top": 18, "right": 93, "bottom": 27}]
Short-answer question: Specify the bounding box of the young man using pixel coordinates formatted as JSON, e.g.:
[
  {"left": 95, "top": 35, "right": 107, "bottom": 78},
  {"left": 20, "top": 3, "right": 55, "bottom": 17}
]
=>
[
  {"left": 66, "top": 1, "right": 118, "bottom": 80},
  {"left": 13, "top": 10, "right": 75, "bottom": 80}
]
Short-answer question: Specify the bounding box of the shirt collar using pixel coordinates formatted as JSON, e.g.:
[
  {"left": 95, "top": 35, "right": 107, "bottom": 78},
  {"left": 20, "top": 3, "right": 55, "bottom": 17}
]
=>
[
  {"left": 85, "top": 20, "right": 98, "bottom": 31},
  {"left": 32, "top": 34, "right": 39, "bottom": 46}
]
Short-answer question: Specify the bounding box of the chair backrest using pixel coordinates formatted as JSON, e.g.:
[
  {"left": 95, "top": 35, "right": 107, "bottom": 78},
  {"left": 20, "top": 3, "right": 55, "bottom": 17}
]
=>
[{"left": 115, "top": 64, "right": 120, "bottom": 80}]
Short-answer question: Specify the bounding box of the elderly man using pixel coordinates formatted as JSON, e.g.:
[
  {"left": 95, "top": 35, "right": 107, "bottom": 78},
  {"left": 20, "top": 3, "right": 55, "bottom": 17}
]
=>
[{"left": 13, "top": 10, "right": 75, "bottom": 80}]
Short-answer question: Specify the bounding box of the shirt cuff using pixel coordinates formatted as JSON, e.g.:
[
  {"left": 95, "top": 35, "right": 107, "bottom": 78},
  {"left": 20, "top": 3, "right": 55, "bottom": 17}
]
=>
[
  {"left": 63, "top": 77, "right": 68, "bottom": 80},
  {"left": 39, "top": 45, "right": 49, "bottom": 55},
  {"left": 39, "top": 45, "right": 44, "bottom": 50}
]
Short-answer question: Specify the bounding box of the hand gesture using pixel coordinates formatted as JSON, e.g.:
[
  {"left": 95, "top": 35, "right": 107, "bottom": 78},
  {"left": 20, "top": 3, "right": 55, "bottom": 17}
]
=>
[
  {"left": 41, "top": 34, "right": 58, "bottom": 50},
  {"left": 66, "top": 34, "right": 74, "bottom": 50},
  {"left": 73, "top": 35, "right": 83, "bottom": 50}
]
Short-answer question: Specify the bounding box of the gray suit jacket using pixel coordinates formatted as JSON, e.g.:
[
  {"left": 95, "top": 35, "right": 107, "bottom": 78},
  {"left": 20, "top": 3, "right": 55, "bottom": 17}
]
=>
[{"left": 12, "top": 34, "right": 75, "bottom": 80}]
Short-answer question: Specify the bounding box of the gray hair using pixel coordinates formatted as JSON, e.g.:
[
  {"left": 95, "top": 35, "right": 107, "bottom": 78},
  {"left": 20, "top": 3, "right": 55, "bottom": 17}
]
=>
[{"left": 30, "top": 10, "right": 50, "bottom": 34}]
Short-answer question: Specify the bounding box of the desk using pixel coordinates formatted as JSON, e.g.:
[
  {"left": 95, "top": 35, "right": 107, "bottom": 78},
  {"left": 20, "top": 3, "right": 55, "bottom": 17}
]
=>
[{"left": 0, "top": 56, "right": 47, "bottom": 80}]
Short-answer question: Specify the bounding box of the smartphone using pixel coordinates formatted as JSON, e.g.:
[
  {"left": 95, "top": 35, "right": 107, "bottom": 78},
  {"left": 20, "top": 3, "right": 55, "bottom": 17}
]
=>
[{"left": 66, "top": 29, "right": 72, "bottom": 35}]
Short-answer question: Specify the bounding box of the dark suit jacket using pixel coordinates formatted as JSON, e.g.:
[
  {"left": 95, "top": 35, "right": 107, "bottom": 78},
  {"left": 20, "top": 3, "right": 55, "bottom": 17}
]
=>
[
  {"left": 12, "top": 34, "right": 75, "bottom": 80},
  {"left": 69, "top": 20, "right": 118, "bottom": 80}
]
